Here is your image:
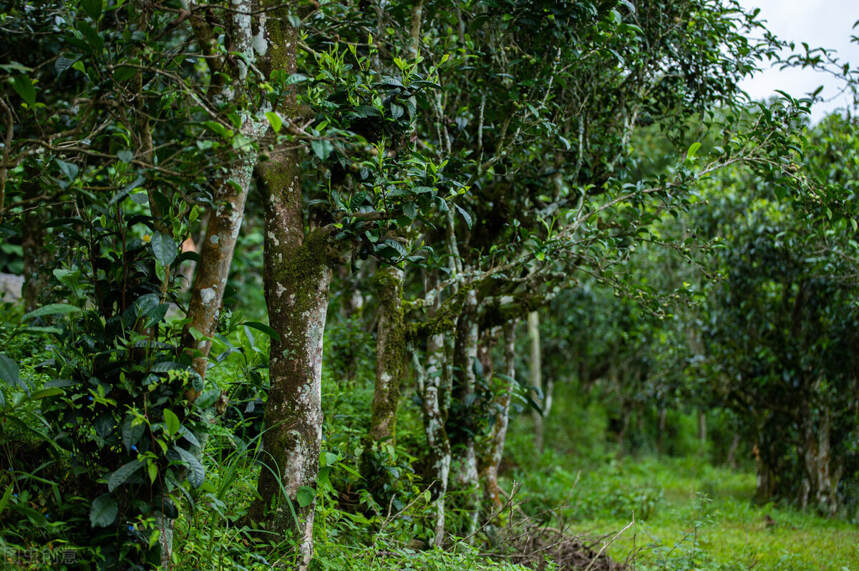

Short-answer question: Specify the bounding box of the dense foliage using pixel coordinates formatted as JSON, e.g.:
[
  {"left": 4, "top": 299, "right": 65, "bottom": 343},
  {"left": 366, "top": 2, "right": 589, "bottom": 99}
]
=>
[{"left": 0, "top": 1, "right": 857, "bottom": 569}]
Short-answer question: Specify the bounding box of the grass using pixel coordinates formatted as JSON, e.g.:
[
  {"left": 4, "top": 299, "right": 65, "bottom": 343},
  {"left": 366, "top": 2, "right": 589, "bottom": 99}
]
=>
[{"left": 511, "top": 454, "right": 859, "bottom": 570}]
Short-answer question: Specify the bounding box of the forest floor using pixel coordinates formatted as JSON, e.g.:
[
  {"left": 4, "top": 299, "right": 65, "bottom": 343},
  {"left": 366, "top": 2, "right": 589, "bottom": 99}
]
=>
[{"left": 534, "top": 457, "right": 859, "bottom": 570}]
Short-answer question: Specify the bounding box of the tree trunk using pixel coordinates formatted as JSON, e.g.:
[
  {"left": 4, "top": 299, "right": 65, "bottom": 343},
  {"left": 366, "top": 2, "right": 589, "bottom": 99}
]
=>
[
  {"left": 726, "top": 432, "right": 740, "bottom": 469},
  {"left": 528, "top": 311, "right": 544, "bottom": 451},
  {"left": 697, "top": 410, "right": 707, "bottom": 447},
  {"left": 800, "top": 408, "right": 840, "bottom": 515},
  {"left": 452, "top": 289, "right": 479, "bottom": 537},
  {"left": 21, "top": 183, "right": 50, "bottom": 311},
  {"left": 368, "top": 267, "right": 406, "bottom": 442},
  {"left": 657, "top": 406, "right": 667, "bottom": 455},
  {"left": 753, "top": 440, "right": 778, "bottom": 502},
  {"left": 480, "top": 321, "right": 516, "bottom": 510},
  {"left": 414, "top": 331, "right": 452, "bottom": 548},
  {"left": 251, "top": 149, "right": 332, "bottom": 569},
  {"left": 181, "top": 150, "right": 257, "bottom": 386}
]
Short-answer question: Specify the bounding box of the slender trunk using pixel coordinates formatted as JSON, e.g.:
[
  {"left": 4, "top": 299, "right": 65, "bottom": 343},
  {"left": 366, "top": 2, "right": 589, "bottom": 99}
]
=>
[
  {"left": 480, "top": 321, "right": 516, "bottom": 510},
  {"left": 657, "top": 406, "right": 667, "bottom": 455},
  {"left": 21, "top": 183, "right": 50, "bottom": 311},
  {"left": 697, "top": 410, "right": 707, "bottom": 446},
  {"left": 452, "top": 289, "right": 479, "bottom": 537},
  {"left": 415, "top": 331, "right": 452, "bottom": 548},
  {"left": 251, "top": 149, "right": 331, "bottom": 569},
  {"left": 753, "top": 440, "right": 778, "bottom": 502},
  {"left": 528, "top": 311, "right": 544, "bottom": 451},
  {"left": 801, "top": 407, "right": 840, "bottom": 515},
  {"left": 726, "top": 432, "right": 740, "bottom": 469},
  {"left": 368, "top": 267, "right": 406, "bottom": 442},
  {"left": 181, "top": 0, "right": 270, "bottom": 391},
  {"left": 181, "top": 150, "right": 256, "bottom": 386}
]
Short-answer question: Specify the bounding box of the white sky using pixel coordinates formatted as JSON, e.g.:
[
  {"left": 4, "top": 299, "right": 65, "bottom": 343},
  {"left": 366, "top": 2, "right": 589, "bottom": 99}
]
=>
[{"left": 738, "top": 0, "right": 859, "bottom": 123}]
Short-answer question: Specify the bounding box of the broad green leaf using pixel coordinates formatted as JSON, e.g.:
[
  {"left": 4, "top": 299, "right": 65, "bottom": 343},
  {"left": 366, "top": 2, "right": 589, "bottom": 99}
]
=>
[
  {"left": 0, "top": 354, "right": 20, "bottom": 388},
  {"left": 77, "top": 21, "right": 103, "bottom": 52},
  {"left": 10, "top": 75, "right": 35, "bottom": 106},
  {"left": 117, "top": 149, "right": 133, "bottom": 163},
  {"left": 242, "top": 321, "right": 281, "bottom": 342},
  {"left": 686, "top": 141, "right": 702, "bottom": 161},
  {"left": 311, "top": 139, "right": 334, "bottom": 160},
  {"left": 23, "top": 303, "right": 81, "bottom": 320},
  {"left": 121, "top": 415, "right": 145, "bottom": 451},
  {"left": 174, "top": 446, "right": 205, "bottom": 488},
  {"left": 0, "top": 484, "right": 13, "bottom": 516},
  {"left": 151, "top": 232, "right": 177, "bottom": 266},
  {"left": 284, "top": 73, "right": 309, "bottom": 85},
  {"left": 90, "top": 494, "right": 117, "bottom": 527},
  {"left": 108, "top": 459, "right": 142, "bottom": 492},
  {"left": 295, "top": 486, "right": 316, "bottom": 508},
  {"left": 163, "top": 409, "right": 180, "bottom": 437},
  {"left": 81, "top": 0, "right": 102, "bottom": 20},
  {"left": 455, "top": 204, "right": 473, "bottom": 229},
  {"left": 30, "top": 387, "right": 64, "bottom": 400},
  {"left": 202, "top": 120, "right": 232, "bottom": 139},
  {"left": 265, "top": 111, "right": 283, "bottom": 134}
]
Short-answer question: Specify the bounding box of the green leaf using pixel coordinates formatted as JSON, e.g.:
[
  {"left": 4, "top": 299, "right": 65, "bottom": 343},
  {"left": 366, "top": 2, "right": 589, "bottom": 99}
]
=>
[
  {"left": 10, "top": 75, "right": 36, "bottom": 106},
  {"left": 284, "top": 73, "right": 309, "bottom": 85},
  {"left": 163, "top": 409, "right": 180, "bottom": 437},
  {"left": 151, "top": 232, "right": 177, "bottom": 266},
  {"left": 122, "top": 416, "right": 145, "bottom": 451},
  {"left": 202, "top": 120, "right": 232, "bottom": 139},
  {"left": 242, "top": 321, "right": 281, "bottom": 342},
  {"left": 295, "top": 486, "right": 316, "bottom": 508},
  {"left": 77, "top": 21, "right": 103, "bottom": 52},
  {"left": 311, "top": 139, "right": 334, "bottom": 160},
  {"left": 108, "top": 459, "right": 143, "bottom": 492},
  {"left": 686, "top": 141, "right": 702, "bottom": 161},
  {"left": 0, "top": 484, "right": 13, "bottom": 517},
  {"left": 23, "top": 303, "right": 81, "bottom": 320},
  {"left": 0, "top": 354, "right": 20, "bottom": 389},
  {"left": 30, "top": 387, "right": 64, "bottom": 400},
  {"left": 81, "top": 0, "right": 102, "bottom": 20},
  {"left": 174, "top": 446, "right": 205, "bottom": 488},
  {"left": 455, "top": 204, "right": 473, "bottom": 229},
  {"left": 265, "top": 111, "right": 283, "bottom": 134},
  {"left": 117, "top": 149, "right": 133, "bottom": 163},
  {"left": 90, "top": 494, "right": 117, "bottom": 527}
]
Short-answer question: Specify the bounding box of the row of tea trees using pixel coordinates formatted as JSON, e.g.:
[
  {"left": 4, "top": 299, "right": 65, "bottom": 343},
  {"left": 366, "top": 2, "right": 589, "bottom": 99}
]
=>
[{"left": 0, "top": 0, "right": 852, "bottom": 568}]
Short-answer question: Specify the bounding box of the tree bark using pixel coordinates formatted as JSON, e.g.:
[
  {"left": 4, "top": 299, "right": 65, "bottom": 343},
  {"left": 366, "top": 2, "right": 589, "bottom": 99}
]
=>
[
  {"left": 800, "top": 407, "right": 840, "bottom": 515},
  {"left": 528, "top": 311, "right": 544, "bottom": 452},
  {"left": 181, "top": 0, "right": 269, "bottom": 392},
  {"left": 414, "top": 331, "right": 452, "bottom": 548},
  {"left": 368, "top": 266, "right": 406, "bottom": 442},
  {"left": 251, "top": 149, "right": 332, "bottom": 569},
  {"left": 452, "top": 289, "right": 479, "bottom": 537},
  {"left": 479, "top": 321, "right": 516, "bottom": 510}
]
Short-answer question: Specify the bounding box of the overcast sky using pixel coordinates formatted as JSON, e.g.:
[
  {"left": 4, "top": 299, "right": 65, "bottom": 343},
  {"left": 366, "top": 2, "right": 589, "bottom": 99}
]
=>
[{"left": 738, "top": 0, "right": 859, "bottom": 123}]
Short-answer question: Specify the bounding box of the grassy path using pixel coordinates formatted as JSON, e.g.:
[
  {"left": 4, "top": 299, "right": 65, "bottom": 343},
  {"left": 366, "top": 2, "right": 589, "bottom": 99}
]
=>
[{"left": 549, "top": 458, "right": 859, "bottom": 570}]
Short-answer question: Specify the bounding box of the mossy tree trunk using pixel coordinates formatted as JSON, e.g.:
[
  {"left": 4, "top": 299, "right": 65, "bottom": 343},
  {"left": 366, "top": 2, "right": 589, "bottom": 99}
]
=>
[
  {"left": 417, "top": 330, "right": 452, "bottom": 548},
  {"left": 245, "top": 7, "right": 334, "bottom": 568},
  {"left": 800, "top": 406, "right": 841, "bottom": 515},
  {"left": 368, "top": 266, "right": 406, "bottom": 442},
  {"left": 252, "top": 148, "right": 333, "bottom": 568},
  {"left": 451, "top": 288, "right": 480, "bottom": 537},
  {"left": 479, "top": 321, "right": 516, "bottom": 510},
  {"left": 181, "top": 0, "right": 268, "bottom": 390}
]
